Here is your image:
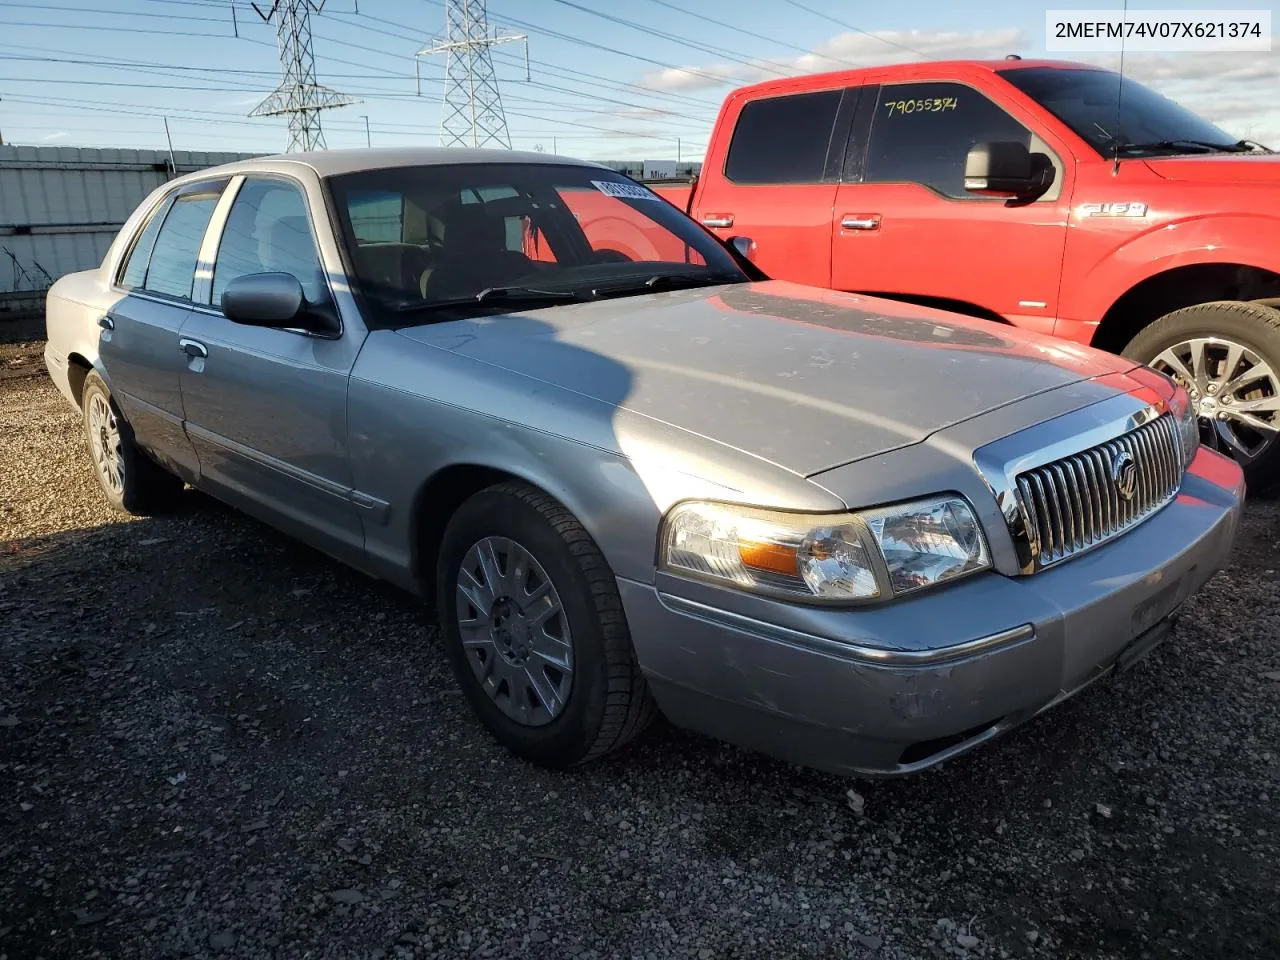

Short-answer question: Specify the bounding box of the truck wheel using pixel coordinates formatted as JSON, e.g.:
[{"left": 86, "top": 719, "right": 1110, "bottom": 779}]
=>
[
  {"left": 81, "top": 372, "right": 184, "bottom": 515},
  {"left": 1122, "top": 301, "right": 1280, "bottom": 490},
  {"left": 435, "top": 481, "right": 657, "bottom": 768}
]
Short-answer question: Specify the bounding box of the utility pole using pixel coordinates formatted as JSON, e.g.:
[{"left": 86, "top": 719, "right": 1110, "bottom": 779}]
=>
[
  {"left": 416, "top": 0, "right": 528, "bottom": 149},
  {"left": 249, "top": 0, "right": 359, "bottom": 152},
  {"left": 361, "top": 115, "right": 371, "bottom": 147}
]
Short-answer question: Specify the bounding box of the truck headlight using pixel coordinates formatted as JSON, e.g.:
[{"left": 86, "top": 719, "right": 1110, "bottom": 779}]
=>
[
  {"left": 1168, "top": 384, "right": 1199, "bottom": 467},
  {"left": 659, "top": 495, "right": 990, "bottom": 604}
]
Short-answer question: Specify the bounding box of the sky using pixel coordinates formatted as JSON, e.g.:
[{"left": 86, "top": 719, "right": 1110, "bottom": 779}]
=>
[{"left": 0, "top": 0, "right": 1277, "bottom": 160}]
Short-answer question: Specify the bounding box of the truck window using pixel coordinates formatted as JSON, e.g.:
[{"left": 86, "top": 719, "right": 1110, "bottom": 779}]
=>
[
  {"left": 864, "top": 81, "right": 1031, "bottom": 199},
  {"left": 998, "top": 66, "right": 1238, "bottom": 157},
  {"left": 724, "top": 89, "right": 842, "bottom": 185}
]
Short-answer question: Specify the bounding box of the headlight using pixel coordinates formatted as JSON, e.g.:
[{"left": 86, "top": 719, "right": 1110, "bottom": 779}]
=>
[
  {"left": 1168, "top": 384, "right": 1199, "bottom": 467},
  {"left": 659, "top": 495, "right": 990, "bottom": 604}
]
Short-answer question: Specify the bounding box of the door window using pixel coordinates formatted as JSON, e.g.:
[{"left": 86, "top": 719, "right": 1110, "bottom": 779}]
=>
[
  {"left": 864, "top": 81, "right": 1032, "bottom": 199},
  {"left": 724, "top": 89, "right": 843, "bottom": 184},
  {"left": 118, "top": 195, "right": 173, "bottom": 289},
  {"left": 141, "top": 192, "right": 220, "bottom": 300},
  {"left": 211, "top": 179, "right": 326, "bottom": 306}
]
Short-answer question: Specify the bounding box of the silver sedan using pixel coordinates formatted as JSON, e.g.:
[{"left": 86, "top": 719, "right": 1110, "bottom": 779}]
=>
[{"left": 43, "top": 148, "right": 1244, "bottom": 776}]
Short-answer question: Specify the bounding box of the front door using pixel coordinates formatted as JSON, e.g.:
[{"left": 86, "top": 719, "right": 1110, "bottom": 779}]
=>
[
  {"left": 176, "top": 175, "right": 368, "bottom": 564},
  {"left": 830, "top": 79, "right": 1072, "bottom": 335},
  {"left": 689, "top": 85, "right": 854, "bottom": 288},
  {"left": 98, "top": 181, "right": 227, "bottom": 480}
]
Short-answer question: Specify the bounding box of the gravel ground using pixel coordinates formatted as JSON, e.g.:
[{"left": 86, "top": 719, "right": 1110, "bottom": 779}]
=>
[{"left": 2, "top": 335, "right": 1278, "bottom": 960}]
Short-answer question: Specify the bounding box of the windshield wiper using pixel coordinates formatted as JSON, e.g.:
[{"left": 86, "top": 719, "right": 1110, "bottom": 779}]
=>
[
  {"left": 590, "top": 271, "right": 745, "bottom": 298},
  {"left": 394, "top": 285, "right": 580, "bottom": 313},
  {"left": 1114, "top": 138, "right": 1254, "bottom": 155}
]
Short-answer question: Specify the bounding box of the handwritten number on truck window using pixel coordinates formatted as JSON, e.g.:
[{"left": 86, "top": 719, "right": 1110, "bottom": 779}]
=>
[{"left": 884, "top": 97, "right": 958, "bottom": 118}]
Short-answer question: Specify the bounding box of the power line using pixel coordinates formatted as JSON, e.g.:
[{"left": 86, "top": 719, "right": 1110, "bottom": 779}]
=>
[
  {"left": 544, "top": 0, "right": 793, "bottom": 78},
  {"left": 777, "top": 0, "right": 927, "bottom": 59}
]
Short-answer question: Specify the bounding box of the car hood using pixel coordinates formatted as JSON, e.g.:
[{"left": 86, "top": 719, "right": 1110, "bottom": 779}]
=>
[
  {"left": 395, "top": 280, "right": 1141, "bottom": 475},
  {"left": 1143, "top": 154, "right": 1280, "bottom": 184}
]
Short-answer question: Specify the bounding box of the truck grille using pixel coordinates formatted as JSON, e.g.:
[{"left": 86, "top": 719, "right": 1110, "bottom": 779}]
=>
[{"left": 1015, "top": 414, "right": 1183, "bottom": 568}]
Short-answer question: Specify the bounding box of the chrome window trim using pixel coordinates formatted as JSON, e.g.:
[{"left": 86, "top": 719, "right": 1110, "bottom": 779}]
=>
[{"left": 973, "top": 392, "right": 1180, "bottom": 574}]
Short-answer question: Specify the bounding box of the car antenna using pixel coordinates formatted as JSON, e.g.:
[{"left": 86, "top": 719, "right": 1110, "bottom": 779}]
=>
[{"left": 1112, "top": 0, "right": 1128, "bottom": 176}]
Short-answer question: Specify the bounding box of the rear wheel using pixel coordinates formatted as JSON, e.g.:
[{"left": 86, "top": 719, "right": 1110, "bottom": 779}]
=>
[
  {"left": 1122, "top": 301, "right": 1280, "bottom": 491},
  {"left": 436, "top": 481, "right": 656, "bottom": 767},
  {"left": 81, "top": 372, "right": 184, "bottom": 515}
]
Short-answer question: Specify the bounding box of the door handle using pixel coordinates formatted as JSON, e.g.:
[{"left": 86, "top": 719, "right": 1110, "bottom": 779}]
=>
[
  {"left": 840, "top": 214, "right": 881, "bottom": 231},
  {"left": 96, "top": 315, "right": 114, "bottom": 331},
  {"left": 179, "top": 338, "right": 208, "bottom": 359},
  {"left": 701, "top": 214, "right": 734, "bottom": 228}
]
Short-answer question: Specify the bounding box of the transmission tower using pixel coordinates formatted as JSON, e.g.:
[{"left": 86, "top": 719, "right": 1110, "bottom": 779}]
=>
[
  {"left": 416, "top": 0, "right": 528, "bottom": 149},
  {"left": 250, "top": 0, "right": 359, "bottom": 152}
]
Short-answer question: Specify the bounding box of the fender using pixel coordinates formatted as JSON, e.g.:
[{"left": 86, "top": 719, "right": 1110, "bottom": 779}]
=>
[{"left": 1062, "top": 213, "right": 1280, "bottom": 329}]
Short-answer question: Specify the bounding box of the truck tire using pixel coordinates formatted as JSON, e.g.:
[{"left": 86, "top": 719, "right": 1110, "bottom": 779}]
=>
[
  {"left": 81, "top": 372, "right": 185, "bottom": 515},
  {"left": 435, "top": 481, "right": 657, "bottom": 768},
  {"left": 1122, "top": 300, "right": 1280, "bottom": 491}
]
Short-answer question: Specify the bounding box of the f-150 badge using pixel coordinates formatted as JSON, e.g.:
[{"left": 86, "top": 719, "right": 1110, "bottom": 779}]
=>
[{"left": 1080, "top": 201, "right": 1148, "bottom": 218}]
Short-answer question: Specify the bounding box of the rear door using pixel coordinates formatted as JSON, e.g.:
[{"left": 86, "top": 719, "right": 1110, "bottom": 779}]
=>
[
  {"left": 829, "top": 79, "right": 1072, "bottom": 334},
  {"left": 688, "top": 85, "right": 855, "bottom": 288},
  {"left": 99, "top": 180, "right": 226, "bottom": 479}
]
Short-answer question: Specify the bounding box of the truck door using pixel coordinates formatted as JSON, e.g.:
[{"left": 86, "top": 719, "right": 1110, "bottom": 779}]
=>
[
  {"left": 830, "top": 79, "right": 1072, "bottom": 335},
  {"left": 689, "top": 85, "right": 855, "bottom": 288}
]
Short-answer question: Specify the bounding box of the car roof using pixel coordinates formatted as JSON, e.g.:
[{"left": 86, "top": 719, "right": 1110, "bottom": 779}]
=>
[{"left": 190, "top": 146, "right": 614, "bottom": 181}]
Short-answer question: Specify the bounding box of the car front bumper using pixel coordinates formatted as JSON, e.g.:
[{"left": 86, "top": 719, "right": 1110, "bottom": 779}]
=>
[{"left": 618, "top": 448, "right": 1244, "bottom": 777}]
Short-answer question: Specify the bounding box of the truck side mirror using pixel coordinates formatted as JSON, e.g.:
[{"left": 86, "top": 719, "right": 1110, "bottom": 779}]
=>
[
  {"left": 964, "top": 141, "right": 1054, "bottom": 199},
  {"left": 728, "top": 235, "right": 756, "bottom": 260}
]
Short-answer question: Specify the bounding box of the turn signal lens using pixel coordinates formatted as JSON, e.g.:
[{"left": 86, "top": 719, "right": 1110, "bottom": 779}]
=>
[{"left": 1168, "top": 384, "right": 1200, "bottom": 468}]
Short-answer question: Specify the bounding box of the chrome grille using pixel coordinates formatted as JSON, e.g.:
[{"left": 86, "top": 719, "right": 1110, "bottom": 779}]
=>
[{"left": 1015, "top": 414, "right": 1183, "bottom": 568}]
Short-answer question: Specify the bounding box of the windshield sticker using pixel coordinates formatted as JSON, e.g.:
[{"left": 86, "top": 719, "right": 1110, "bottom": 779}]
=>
[
  {"left": 591, "top": 180, "right": 662, "bottom": 201},
  {"left": 884, "top": 96, "right": 958, "bottom": 117}
]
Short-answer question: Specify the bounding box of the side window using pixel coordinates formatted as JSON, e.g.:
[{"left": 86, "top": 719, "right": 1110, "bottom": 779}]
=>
[
  {"left": 724, "top": 89, "right": 843, "bottom": 184},
  {"left": 348, "top": 190, "right": 404, "bottom": 243},
  {"left": 212, "top": 179, "right": 325, "bottom": 306},
  {"left": 142, "top": 191, "right": 221, "bottom": 300},
  {"left": 118, "top": 195, "right": 173, "bottom": 289},
  {"left": 864, "top": 81, "right": 1032, "bottom": 199}
]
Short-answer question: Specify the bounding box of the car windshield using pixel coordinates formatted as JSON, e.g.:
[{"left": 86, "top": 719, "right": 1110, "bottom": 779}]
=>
[
  {"left": 326, "top": 162, "right": 749, "bottom": 326},
  {"left": 999, "top": 66, "right": 1242, "bottom": 157}
]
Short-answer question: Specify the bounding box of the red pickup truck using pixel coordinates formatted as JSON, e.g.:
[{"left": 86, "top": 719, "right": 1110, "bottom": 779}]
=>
[{"left": 643, "top": 58, "right": 1280, "bottom": 486}]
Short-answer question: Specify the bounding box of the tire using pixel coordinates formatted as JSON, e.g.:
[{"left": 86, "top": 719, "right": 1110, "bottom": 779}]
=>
[
  {"left": 1122, "top": 300, "right": 1280, "bottom": 492},
  {"left": 81, "top": 372, "right": 184, "bottom": 515},
  {"left": 436, "top": 481, "right": 657, "bottom": 768}
]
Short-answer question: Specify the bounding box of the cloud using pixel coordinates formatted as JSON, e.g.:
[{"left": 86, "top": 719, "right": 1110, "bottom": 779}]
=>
[
  {"left": 40, "top": 132, "right": 67, "bottom": 141},
  {"left": 636, "top": 28, "right": 1026, "bottom": 92}
]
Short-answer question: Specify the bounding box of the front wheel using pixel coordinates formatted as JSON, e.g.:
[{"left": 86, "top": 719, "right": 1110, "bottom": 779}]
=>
[
  {"left": 1122, "top": 301, "right": 1280, "bottom": 491},
  {"left": 435, "top": 481, "right": 657, "bottom": 768}
]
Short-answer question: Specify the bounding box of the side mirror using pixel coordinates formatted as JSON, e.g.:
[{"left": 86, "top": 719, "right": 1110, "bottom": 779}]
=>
[
  {"left": 221, "top": 272, "right": 333, "bottom": 334},
  {"left": 963, "top": 141, "right": 1054, "bottom": 199},
  {"left": 728, "top": 235, "right": 756, "bottom": 261}
]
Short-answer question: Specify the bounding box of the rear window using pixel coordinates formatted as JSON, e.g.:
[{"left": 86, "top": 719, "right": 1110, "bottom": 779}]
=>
[{"left": 724, "top": 89, "right": 843, "bottom": 185}]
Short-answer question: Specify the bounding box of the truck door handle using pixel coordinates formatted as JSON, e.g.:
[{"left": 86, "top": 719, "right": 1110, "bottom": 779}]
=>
[
  {"left": 96, "top": 315, "right": 114, "bottom": 331},
  {"left": 840, "top": 214, "right": 881, "bottom": 231},
  {"left": 179, "top": 338, "right": 208, "bottom": 359},
  {"left": 701, "top": 214, "right": 734, "bottom": 228}
]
